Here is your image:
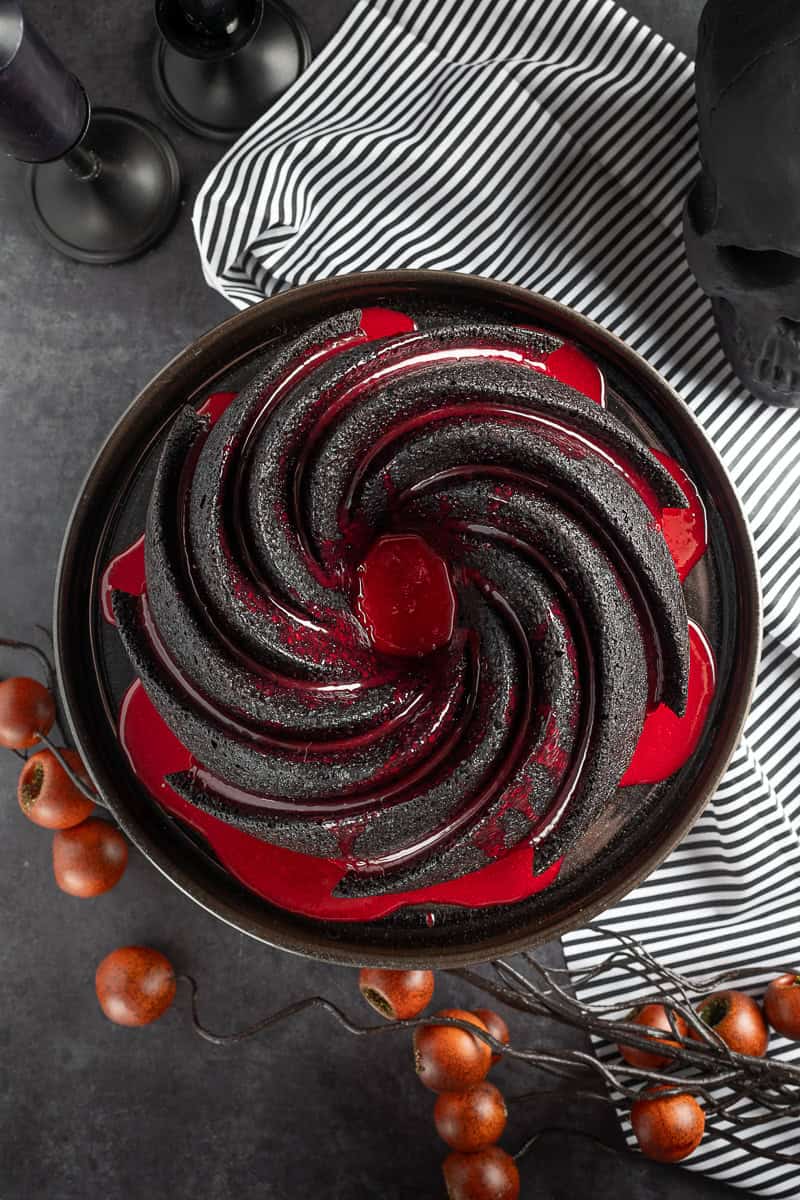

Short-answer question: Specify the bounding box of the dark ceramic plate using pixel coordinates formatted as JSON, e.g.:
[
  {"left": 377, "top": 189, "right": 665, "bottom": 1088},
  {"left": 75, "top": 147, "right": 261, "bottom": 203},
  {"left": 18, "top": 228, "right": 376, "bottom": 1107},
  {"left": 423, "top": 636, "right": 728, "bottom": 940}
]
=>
[{"left": 54, "top": 271, "right": 761, "bottom": 967}]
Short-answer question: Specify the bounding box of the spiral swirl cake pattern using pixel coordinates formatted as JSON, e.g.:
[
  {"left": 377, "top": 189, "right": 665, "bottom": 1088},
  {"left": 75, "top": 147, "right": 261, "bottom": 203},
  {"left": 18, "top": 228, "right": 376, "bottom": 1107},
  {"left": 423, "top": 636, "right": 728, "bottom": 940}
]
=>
[{"left": 111, "top": 305, "right": 692, "bottom": 901}]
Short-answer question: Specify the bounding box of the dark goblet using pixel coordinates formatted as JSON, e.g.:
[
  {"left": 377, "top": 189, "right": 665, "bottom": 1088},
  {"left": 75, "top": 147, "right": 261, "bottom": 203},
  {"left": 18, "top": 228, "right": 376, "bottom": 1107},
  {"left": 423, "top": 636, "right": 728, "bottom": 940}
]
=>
[
  {"left": 153, "top": 0, "right": 310, "bottom": 141},
  {"left": 0, "top": 1, "right": 181, "bottom": 264}
]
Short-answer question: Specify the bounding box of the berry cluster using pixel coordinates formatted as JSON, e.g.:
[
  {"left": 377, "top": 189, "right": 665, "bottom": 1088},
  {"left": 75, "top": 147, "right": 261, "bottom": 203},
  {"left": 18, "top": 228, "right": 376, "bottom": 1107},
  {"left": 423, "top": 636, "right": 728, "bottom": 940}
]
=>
[
  {"left": 1, "top": 651, "right": 128, "bottom": 898},
  {"left": 358, "top": 968, "right": 519, "bottom": 1200},
  {"left": 618, "top": 987, "right": 800, "bottom": 1161}
]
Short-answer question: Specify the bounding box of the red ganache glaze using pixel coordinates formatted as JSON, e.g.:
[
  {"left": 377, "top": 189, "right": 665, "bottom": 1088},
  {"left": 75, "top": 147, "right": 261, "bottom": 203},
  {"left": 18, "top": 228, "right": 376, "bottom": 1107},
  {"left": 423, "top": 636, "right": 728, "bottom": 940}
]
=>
[
  {"left": 198, "top": 389, "right": 238, "bottom": 424},
  {"left": 358, "top": 306, "right": 417, "bottom": 339},
  {"left": 356, "top": 533, "right": 456, "bottom": 657},
  {"left": 651, "top": 449, "right": 708, "bottom": 583},
  {"left": 101, "top": 534, "right": 145, "bottom": 625},
  {"left": 621, "top": 620, "right": 716, "bottom": 787},
  {"left": 542, "top": 343, "right": 606, "bottom": 406},
  {"left": 596, "top": 448, "right": 707, "bottom": 583},
  {"left": 102, "top": 307, "right": 715, "bottom": 921},
  {"left": 118, "top": 677, "right": 562, "bottom": 920}
]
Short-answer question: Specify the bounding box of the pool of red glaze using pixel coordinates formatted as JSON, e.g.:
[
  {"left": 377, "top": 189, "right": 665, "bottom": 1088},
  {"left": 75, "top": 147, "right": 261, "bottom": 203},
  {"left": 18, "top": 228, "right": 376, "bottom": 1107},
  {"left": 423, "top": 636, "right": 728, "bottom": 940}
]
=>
[{"left": 356, "top": 533, "right": 456, "bottom": 657}]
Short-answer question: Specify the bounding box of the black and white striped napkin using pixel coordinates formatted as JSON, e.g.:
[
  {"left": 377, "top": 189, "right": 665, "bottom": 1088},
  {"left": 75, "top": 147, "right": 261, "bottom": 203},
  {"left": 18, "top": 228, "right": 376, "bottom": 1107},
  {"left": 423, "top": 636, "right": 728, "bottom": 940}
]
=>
[{"left": 193, "top": 0, "right": 800, "bottom": 1189}]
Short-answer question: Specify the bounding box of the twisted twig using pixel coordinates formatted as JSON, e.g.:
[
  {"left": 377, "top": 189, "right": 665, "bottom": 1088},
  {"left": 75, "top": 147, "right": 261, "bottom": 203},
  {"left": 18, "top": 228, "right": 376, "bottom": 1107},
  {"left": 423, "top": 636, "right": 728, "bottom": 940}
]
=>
[
  {"left": 178, "top": 974, "right": 510, "bottom": 1052},
  {"left": 0, "top": 635, "right": 56, "bottom": 693},
  {"left": 459, "top": 931, "right": 800, "bottom": 1164},
  {"left": 177, "top": 926, "right": 800, "bottom": 1167},
  {"left": 513, "top": 1126, "right": 620, "bottom": 1162}
]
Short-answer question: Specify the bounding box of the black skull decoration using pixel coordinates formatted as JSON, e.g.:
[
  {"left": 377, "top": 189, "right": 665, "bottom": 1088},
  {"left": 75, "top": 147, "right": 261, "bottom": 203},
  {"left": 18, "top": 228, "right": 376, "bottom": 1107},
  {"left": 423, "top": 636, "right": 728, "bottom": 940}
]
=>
[{"left": 684, "top": 0, "right": 800, "bottom": 407}]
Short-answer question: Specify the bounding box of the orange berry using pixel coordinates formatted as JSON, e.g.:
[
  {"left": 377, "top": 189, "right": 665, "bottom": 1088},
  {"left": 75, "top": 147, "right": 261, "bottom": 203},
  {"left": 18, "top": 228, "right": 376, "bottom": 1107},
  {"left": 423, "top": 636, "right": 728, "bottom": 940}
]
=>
[
  {"left": 618, "top": 1003, "right": 688, "bottom": 1069},
  {"left": 690, "top": 990, "right": 769, "bottom": 1057},
  {"left": 18, "top": 748, "right": 94, "bottom": 829},
  {"left": 0, "top": 676, "right": 55, "bottom": 748},
  {"left": 414, "top": 1009, "right": 492, "bottom": 1093},
  {"left": 52, "top": 817, "right": 127, "bottom": 897},
  {"left": 358, "top": 968, "right": 434, "bottom": 1020},
  {"left": 95, "top": 947, "right": 176, "bottom": 1026},
  {"left": 631, "top": 1086, "right": 705, "bottom": 1163},
  {"left": 435, "top": 1082, "right": 507, "bottom": 1152},
  {"left": 473, "top": 1009, "right": 510, "bottom": 1065},
  {"left": 764, "top": 974, "right": 800, "bottom": 1038},
  {"left": 442, "top": 1146, "right": 520, "bottom": 1200}
]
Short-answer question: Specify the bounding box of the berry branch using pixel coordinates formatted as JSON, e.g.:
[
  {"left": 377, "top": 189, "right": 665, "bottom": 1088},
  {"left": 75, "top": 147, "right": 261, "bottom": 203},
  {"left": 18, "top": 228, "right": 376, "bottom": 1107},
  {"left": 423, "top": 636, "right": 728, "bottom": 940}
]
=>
[
  {"left": 179, "top": 973, "right": 510, "bottom": 1051},
  {"left": 512, "top": 1126, "right": 620, "bottom": 1162},
  {"left": 35, "top": 729, "right": 105, "bottom": 806},
  {"left": 96, "top": 937, "right": 800, "bottom": 1172},
  {"left": 450, "top": 935, "right": 800, "bottom": 1164},
  {"left": 0, "top": 631, "right": 101, "bottom": 805},
  {"left": 2, "top": 633, "right": 121, "bottom": 897},
  {"left": 0, "top": 635, "right": 56, "bottom": 693}
]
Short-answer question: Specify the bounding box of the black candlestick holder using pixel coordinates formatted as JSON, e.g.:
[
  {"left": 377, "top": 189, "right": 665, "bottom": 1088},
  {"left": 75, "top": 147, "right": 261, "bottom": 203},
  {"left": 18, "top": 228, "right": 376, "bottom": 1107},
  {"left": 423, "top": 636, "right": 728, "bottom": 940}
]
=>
[
  {"left": 153, "top": 0, "right": 310, "bottom": 141},
  {"left": 0, "top": 2, "right": 180, "bottom": 264}
]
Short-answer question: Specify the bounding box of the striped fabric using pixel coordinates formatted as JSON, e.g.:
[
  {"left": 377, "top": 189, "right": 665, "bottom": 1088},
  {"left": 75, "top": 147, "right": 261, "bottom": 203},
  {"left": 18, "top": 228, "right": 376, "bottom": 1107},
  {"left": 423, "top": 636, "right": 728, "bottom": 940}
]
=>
[{"left": 193, "top": 0, "right": 800, "bottom": 1188}]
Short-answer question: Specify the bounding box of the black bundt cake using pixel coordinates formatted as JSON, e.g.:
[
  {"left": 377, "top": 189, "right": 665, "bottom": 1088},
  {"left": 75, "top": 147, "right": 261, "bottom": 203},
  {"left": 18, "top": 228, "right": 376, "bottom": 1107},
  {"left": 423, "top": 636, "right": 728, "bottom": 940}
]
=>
[{"left": 108, "top": 302, "right": 696, "bottom": 906}]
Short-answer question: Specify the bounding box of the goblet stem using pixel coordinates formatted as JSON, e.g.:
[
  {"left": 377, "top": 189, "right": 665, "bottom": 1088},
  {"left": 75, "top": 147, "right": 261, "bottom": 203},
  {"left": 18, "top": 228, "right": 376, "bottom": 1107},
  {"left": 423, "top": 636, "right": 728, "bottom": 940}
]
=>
[{"left": 63, "top": 140, "right": 100, "bottom": 182}]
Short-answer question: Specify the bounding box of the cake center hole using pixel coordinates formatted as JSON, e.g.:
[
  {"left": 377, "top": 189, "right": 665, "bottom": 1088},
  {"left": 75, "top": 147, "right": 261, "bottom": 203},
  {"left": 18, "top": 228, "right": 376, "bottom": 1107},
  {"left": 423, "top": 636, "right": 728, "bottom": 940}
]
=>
[{"left": 355, "top": 533, "right": 456, "bottom": 657}]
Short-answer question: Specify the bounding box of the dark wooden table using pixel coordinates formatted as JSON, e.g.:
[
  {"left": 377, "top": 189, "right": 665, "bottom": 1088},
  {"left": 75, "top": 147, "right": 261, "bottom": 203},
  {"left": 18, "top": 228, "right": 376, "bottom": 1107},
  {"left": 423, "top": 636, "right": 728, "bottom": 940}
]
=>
[{"left": 1, "top": 2, "right": 743, "bottom": 1196}]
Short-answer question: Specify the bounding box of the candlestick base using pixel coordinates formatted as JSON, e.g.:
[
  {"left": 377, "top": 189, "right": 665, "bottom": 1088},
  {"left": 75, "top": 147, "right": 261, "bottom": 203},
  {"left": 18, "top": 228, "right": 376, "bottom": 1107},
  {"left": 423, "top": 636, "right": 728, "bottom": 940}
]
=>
[
  {"left": 152, "top": 0, "right": 310, "bottom": 142},
  {"left": 26, "top": 108, "right": 181, "bottom": 264}
]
